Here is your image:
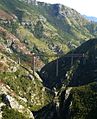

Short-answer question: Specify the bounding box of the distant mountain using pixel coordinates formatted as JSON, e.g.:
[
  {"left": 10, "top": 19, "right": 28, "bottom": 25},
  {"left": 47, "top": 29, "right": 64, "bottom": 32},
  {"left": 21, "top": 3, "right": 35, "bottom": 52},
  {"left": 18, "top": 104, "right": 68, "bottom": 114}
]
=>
[{"left": 84, "top": 15, "right": 97, "bottom": 22}]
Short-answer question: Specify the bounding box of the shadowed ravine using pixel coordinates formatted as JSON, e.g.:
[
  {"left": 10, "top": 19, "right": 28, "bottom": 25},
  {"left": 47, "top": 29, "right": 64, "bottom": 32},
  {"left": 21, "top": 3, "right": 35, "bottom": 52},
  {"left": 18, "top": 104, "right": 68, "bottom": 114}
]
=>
[{"left": 33, "top": 86, "right": 72, "bottom": 119}]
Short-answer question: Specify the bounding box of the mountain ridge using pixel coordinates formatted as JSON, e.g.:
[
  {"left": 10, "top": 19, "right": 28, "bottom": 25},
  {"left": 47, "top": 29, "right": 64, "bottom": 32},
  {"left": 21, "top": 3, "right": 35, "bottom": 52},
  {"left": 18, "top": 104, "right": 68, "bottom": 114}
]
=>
[
  {"left": 84, "top": 15, "right": 97, "bottom": 22},
  {"left": 1, "top": 0, "right": 97, "bottom": 63},
  {"left": 40, "top": 38, "right": 97, "bottom": 88}
]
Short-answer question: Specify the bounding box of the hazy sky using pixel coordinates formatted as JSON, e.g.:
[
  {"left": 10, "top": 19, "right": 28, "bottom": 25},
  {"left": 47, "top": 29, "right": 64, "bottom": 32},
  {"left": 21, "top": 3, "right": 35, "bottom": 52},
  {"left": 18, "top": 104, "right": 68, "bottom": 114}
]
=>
[{"left": 39, "top": 0, "right": 97, "bottom": 17}]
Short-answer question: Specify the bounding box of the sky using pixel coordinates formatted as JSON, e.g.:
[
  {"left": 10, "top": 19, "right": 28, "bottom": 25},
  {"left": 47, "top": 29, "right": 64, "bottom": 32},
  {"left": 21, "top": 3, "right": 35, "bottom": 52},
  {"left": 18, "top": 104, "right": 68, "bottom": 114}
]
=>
[{"left": 38, "top": 0, "right": 97, "bottom": 17}]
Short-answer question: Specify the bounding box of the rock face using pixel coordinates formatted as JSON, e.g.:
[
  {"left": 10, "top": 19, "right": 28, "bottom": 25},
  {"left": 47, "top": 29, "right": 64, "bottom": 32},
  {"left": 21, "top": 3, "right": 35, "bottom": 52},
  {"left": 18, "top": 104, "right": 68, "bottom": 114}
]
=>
[
  {"left": 52, "top": 3, "right": 85, "bottom": 21},
  {"left": 0, "top": 103, "right": 6, "bottom": 118},
  {"left": 22, "top": 0, "right": 37, "bottom": 5},
  {"left": 0, "top": 83, "right": 34, "bottom": 119}
]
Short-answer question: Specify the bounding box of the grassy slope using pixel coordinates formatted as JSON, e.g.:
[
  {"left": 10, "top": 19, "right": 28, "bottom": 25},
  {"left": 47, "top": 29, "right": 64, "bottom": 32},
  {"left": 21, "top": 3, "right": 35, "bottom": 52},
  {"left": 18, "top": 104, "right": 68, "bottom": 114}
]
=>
[
  {"left": 0, "top": 0, "right": 97, "bottom": 65},
  {"left": 0, "top": 52, "right": 53, "bottom": 111}
]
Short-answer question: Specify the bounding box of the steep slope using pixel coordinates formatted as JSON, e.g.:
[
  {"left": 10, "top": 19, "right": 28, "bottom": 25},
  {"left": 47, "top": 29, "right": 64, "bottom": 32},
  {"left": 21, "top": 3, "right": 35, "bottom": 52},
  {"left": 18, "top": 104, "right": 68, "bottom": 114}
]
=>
[
  {"left": 39, "top": 38, "right": 97, "bottom": 119},
  {"left": 70, "top": 82, "right": 97, "bottom": 119},
  {"left": 1, "top": 0, "right": 97, "bottom": 118},
  {"left": 40, "top": 38, "right": 97, "bottom": 88},
  {"left": 1, "top": 0, "right": 97, "bottom": 64},
  {"left": 34, "top": 82, "right": 97, "bottom": 119},
  {"left": 38, "top": 4, "right": 92, "bottom": 37},
  {"left": 0, "top": 52, "right": 53, "bottom": 118},
  {"left": 34, "top": 3, "right": 97, "bottom": 42}
]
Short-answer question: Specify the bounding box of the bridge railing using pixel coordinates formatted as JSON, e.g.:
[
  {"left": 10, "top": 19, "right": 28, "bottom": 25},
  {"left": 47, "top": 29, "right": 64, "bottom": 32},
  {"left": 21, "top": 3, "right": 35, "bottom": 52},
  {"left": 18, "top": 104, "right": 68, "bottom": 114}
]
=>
[{"left": 31, "top": 53, "right": 88, "bottom": 76}]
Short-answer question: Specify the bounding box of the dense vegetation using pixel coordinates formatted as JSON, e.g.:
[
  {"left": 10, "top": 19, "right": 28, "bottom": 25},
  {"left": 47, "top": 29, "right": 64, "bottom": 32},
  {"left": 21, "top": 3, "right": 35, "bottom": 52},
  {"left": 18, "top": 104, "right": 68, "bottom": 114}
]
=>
[
  {"left": 2, "top": 106, "right": 27, "bottom": 119},
  {"left": 71, "top": 82, "right": 97, "bottom": 119},
  {"left": 0, "top": 68, "right": 53, "bottom": 111}
]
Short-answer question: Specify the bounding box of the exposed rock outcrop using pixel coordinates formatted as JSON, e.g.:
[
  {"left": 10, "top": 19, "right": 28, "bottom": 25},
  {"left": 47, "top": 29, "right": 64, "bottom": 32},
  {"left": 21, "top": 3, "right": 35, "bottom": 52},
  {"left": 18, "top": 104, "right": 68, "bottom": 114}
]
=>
[{"left": 0, "top": 82, "right": 34, "bottom": 119}]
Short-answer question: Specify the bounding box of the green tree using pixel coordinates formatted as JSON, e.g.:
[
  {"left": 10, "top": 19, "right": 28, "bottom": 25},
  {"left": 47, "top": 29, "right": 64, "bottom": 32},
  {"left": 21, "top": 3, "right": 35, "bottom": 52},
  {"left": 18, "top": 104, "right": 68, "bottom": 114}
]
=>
[
  {"left": 34, "top": 21, "right": 44, "bottom": 38},
  {"left": 11, "top": 21, "right": 19, "bottom": 35}
]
